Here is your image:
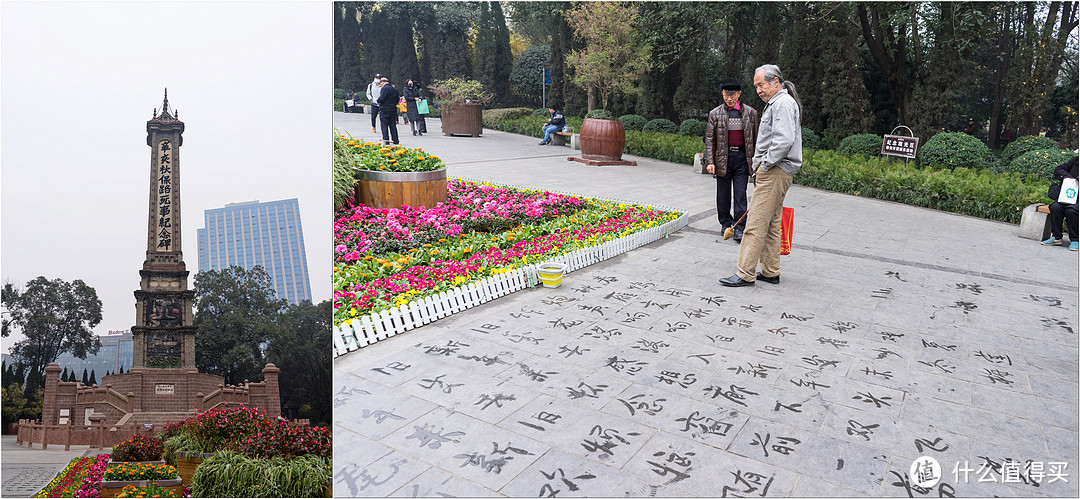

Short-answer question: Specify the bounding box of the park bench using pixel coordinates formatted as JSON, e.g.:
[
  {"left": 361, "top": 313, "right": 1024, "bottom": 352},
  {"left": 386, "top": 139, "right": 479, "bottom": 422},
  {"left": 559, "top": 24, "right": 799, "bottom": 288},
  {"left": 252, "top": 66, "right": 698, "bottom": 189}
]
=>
[{"left": 551, "top": 126, "right": 575, "bottom": 147}]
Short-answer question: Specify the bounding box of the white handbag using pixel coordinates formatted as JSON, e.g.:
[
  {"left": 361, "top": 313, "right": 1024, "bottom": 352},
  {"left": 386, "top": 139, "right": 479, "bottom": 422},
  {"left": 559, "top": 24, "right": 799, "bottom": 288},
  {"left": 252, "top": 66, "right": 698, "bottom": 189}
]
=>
[{"left": 1058, "top": 177, "right": 1078, "bottom": 205}]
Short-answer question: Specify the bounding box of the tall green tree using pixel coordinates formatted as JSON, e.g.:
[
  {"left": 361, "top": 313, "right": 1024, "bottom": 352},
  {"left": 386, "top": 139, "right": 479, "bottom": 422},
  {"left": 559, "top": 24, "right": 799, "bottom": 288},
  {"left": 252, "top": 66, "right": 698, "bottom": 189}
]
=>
[
  {"left": 779, "top": 2, "right": 826, "bottom": 131},
  {"left": 1006, "top": 1, "right": 1078, "bottom": 136},
  {"left": 193, "top": 266, "right": 286, "bottom": 385},
  {"left": 510, "top": 43, "right": 552, "bottom": 106},
  {"left": 2, "top": 276, "right": 102, "bottom": 395},
  {"left": 81, "top": 368, "right": 89, "bottom": 386},
  {"left": 335, "top": 2, "right": 366, "bottom": 92},
  {"left": 383, "top": 2, "right": 421, "bottom": 83},
  {"left": 474, "top": 2, "right": 514, "bottom": 105},
  {"left": 88, "top": 369, "right": 96, "bottom": 387},
  {"left": 266, "top": 300, "right": 332, "bottom": 427},
  {"left": 818, "top": 3, "right": 874, "bottom": 142},
  {"left": 565, "top": 2, "right": 651, "bottom": 112}
]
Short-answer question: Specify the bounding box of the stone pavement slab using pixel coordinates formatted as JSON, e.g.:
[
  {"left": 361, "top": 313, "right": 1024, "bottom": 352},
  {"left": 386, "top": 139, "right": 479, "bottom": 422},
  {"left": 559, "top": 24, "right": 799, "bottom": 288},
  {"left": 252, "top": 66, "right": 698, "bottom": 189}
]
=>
[
  {"left": 333, "top": 113, "right": 1079, "bottom": 496},
  {"left": 0, "top": 435, "right": 108, "bottom": 498}
]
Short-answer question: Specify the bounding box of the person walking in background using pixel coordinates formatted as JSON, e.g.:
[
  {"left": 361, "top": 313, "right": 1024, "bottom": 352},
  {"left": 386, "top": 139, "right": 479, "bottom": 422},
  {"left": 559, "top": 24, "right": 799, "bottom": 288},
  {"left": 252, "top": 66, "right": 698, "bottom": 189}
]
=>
[
  {"left": 539, "top": 104, "right": 564, "bottom": 145},
  {"left": 366, "top": 73, "right": 382, "bottom": 133},
  {"left": 705, "top": 78, "right": 759, "bottom": 242},
  {"left": 377, "top": 77, "right": 400, "bottom": 145},
  {"left": 1042, "top": 156, "right": 1079, "bottom": 251},
  {"left": 720, "top": 64, "right": 803, "bottom": 287},
  {"left": 403, "top": 80, "right": 427, "bottom": 136}
]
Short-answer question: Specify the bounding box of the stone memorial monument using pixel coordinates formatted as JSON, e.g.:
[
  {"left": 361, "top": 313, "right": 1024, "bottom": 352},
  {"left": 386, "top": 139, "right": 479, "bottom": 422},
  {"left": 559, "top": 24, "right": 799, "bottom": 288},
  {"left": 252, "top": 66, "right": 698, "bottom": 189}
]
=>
[{"left": 26, "top": 92, "right": 281, "bottom": 447}]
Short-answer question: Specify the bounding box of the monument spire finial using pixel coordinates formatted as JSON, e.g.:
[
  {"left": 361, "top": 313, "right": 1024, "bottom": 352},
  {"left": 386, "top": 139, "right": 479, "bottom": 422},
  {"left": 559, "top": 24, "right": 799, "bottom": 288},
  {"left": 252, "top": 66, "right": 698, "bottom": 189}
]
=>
[{"left": 161, "top": 88, "right": 170, "bottom": 116}]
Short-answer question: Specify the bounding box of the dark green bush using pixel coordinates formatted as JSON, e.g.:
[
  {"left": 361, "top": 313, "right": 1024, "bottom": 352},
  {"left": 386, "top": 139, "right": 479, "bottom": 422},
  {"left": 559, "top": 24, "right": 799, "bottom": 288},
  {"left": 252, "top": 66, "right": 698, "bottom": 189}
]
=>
[
  {"left": 1001, "top": 135, "right": 1060, "bottom": 165},
  {"left": 797, "top": 149, "right": 1048, "bottom": 224},
  {"left": 585, "top": 109, "right": 615, "bottom": 120},
  {"left": 624, "top": 130, "right": 703, "bottom": 165},
  {"left": 333, "top": 88, "right": 346, "bottom": 100},
  {"left": 532, "top": 108, "right": 549, "bottom": 117},
  {"left": 643, "top": 118, "right": 678, "bottom": 134},
  {"left": 919, "top": 132, "right": 991, "bottom": 169},
  {"left": 802, "top": 127, "right": 821, "bottom": 150},
  {"left": 837, "top": 133, "right": 883, "bottom": 157},
  {"left": 618, "top": 114, "right": 647, "bottom": 131},
  {"left": 1008, "top": 149, "right": 1078, "bottom": 180},
  {"left": 332, "top": 98, "right": 344, "bottom": 112},
  {"left": 678, "top": 119, "right": 707, "bottom": 137},
  {"left": 482, "top": 107, "right": 533, "bottom": 129}
]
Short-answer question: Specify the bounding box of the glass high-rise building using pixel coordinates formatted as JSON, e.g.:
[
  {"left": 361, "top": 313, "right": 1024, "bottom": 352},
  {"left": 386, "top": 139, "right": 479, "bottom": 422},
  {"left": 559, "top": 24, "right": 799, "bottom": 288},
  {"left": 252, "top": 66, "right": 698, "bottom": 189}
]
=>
[{"left": 197, "top": 198, "right": 312, "bottom": 304}]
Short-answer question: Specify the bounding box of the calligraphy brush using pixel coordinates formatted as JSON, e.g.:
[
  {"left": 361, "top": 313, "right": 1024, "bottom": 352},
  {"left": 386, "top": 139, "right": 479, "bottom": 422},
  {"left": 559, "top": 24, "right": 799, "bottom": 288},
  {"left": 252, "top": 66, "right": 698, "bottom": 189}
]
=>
[{"left": 723, "top": 209, "right": 749, "bottom": 240}]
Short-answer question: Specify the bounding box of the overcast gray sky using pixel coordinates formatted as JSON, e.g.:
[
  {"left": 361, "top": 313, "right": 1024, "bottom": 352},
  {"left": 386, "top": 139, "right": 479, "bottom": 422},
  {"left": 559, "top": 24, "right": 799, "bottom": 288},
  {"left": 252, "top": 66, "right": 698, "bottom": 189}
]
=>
[{"left": 1, "top": 1, "right": 329, "bottom": 354}]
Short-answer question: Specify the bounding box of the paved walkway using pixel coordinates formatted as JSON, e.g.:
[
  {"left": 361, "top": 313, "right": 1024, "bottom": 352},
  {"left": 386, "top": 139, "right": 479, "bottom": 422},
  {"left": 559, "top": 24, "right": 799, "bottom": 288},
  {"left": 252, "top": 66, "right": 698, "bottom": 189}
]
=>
[
  {"left": 0, "top": 435, "right": 109, "bottom": 497},
  {"left": 333, "top": 112, "right": 1079, "bottom": 497}
]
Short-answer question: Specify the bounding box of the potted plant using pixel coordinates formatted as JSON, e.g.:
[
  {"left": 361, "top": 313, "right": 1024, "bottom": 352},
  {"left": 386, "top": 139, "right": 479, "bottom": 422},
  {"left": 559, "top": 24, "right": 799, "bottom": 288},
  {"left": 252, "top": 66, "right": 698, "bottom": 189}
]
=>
[
  {"left": 564, "top": 2, "right": 650, "bottom": 165},
  {"left": 428, "top": 78, "right": 492, "bottom": 137},
  {"left": 335, "top": 131, "right": 448, "bottom": 210}
]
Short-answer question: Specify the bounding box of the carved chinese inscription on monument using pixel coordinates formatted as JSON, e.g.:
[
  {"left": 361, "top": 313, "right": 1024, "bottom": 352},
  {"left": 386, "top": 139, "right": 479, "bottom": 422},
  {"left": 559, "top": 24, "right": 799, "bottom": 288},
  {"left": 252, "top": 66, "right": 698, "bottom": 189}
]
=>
[
  {"left": 145, "top": 297, "right": 183, "bottom": 327},
  {"left": 147, "top": 333, "right": 182, "bottom": 357},
  {"left": 156, "top": 140, "right": 174, "bottom": 251}
]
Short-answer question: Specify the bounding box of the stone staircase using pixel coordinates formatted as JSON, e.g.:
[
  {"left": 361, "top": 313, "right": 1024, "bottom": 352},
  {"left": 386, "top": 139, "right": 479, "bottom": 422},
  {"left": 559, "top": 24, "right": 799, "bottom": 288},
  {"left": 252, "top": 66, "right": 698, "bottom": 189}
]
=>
[{"left": 115, "top": 412, "right": 194, "bottom": 429}]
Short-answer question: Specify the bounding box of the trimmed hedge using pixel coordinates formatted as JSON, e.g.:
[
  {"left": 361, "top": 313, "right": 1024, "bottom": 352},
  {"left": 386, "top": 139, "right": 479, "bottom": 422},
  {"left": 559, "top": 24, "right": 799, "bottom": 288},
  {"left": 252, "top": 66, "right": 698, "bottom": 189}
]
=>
[
  {"left": 532, "top": 108, "right": 549, "bottom": 117},
  {"left": 797, "top": 149, "right": 1049, "bottom": 224},
  {"left": 618, "top": 114, "right": 647, "bottom": 131},
  {"left": 585, "top": 109, "right": 615, "bottom": 120},
  {"left": 919, "top": 132, "right": 991, "bottom": 169},
  {"left": 482, "top": 107, "right": 533, "bottom": 129},
  {"left": 837, "top": 133, "right": 883, "bottom": 157},
  {"left": 1002, "top": 135, "right": 1060, "bottom": 166},
  {"left": 801, "top": 127, "right": 822, "bottom": 150},
  {"left": 1008, "top": 149, "right": 1078, "bottom": 180},
  {"left": 624, "top": 130, "right": 702, "bottom": 165},
  {"left": 678, "top": 119, "right": 707, "bottom": 137},
  {"left": 643, "top": 118, "right": 678, "bottom": 134}
]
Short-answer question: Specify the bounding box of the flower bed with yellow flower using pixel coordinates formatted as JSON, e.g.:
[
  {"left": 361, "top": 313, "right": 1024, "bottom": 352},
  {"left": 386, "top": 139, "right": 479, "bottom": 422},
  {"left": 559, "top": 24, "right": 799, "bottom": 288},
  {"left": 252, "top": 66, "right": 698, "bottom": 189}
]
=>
[
  {"left": 334, "top": 178, "right": 682, "bottom": 325},
  {"left": 115, "top": 484, "right": 179, "bottom": 498},
  {"left": 336, "top": 132, "right": 444, "bottom": 173},
  {"left": 102, "top": 463, "right": 177, "bottom": 482}
]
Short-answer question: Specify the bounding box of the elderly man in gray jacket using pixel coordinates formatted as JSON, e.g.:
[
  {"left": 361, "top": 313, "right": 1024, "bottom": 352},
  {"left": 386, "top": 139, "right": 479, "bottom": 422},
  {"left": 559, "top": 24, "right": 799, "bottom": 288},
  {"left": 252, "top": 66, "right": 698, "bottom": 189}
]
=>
[{"left": 720, "top": 64, "right": 803, "bottom": 287}]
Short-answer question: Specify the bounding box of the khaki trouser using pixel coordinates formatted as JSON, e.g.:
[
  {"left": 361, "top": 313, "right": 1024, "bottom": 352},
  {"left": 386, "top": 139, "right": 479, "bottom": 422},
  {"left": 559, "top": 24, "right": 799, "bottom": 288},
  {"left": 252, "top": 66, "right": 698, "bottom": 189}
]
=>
[{"left": 737, "top": 166, "right": 793, "bottom": 281}]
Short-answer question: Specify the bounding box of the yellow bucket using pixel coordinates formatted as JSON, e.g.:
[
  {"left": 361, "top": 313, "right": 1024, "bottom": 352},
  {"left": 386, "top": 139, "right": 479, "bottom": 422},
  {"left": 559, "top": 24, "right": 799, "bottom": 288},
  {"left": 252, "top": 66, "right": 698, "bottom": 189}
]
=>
[{"left": 537, "top": 262, "right": 567, "bottom": 288}]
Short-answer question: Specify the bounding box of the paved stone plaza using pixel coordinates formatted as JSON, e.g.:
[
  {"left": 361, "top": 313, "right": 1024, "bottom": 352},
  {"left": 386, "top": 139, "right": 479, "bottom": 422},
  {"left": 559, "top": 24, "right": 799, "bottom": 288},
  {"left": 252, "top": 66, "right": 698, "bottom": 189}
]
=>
[{"left": 333, "top": 113, "right": 1079, "bottom": 497}]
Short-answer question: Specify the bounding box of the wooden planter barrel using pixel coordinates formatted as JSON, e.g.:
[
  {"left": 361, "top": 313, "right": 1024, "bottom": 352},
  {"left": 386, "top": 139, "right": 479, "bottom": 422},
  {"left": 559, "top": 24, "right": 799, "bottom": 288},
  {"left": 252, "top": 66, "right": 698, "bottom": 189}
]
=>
[
  {"left": 581, "top": 118, "right": 627, "bottom": 161},
  {"left": 176, "top": 453, "right": 213, "bottom": 487},
  {"left": 99, "top": 479, "right": 182, "bottom": 497},
  {"left": 440, "top": 103, "right": 483, "bottom": 137},
  {"left": 353, "top": 169, "right": 447, "bottom": 210},
  {"left": 569, "top": 118, "right": 636, "bottom": 166}
]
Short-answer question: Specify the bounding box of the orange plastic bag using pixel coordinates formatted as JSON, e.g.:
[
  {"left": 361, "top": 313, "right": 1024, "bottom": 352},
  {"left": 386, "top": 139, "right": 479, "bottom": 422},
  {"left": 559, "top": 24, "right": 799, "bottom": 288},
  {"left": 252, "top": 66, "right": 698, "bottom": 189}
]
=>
[{"left": 780, "top": 206, "right": 794, "bottom": 255}]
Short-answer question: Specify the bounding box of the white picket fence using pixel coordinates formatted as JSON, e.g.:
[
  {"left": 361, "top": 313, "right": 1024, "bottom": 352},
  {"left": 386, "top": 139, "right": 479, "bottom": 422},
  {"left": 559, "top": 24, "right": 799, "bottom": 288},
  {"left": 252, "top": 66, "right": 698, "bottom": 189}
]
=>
[{"left": 333, "top": 183, "right": 689, "bottom": 358}]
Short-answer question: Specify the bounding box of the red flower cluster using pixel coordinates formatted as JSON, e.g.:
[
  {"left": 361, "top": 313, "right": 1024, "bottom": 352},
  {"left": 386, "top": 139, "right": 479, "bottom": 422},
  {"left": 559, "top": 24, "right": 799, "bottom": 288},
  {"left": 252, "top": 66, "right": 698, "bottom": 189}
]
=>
[
  {"left": 165, "top": 405, "right": 330, "bottom": 460},
  {"left": 111, "top": 433, "right": 164, "bottom": 462}
]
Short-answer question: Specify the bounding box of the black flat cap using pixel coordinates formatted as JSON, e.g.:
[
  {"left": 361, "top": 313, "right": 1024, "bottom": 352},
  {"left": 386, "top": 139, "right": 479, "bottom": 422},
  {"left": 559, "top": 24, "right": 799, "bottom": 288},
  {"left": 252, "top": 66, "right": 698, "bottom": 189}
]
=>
[{"left": 720, "top": 78, "right": 742, "bottom": 92}]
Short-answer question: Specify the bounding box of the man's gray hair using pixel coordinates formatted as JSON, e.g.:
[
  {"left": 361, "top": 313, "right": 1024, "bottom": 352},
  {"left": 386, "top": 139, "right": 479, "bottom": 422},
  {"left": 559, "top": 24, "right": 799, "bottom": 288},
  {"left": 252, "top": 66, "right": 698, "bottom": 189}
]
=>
[{"left": 755, "top": 64, "right": 802, "bottom": 118}]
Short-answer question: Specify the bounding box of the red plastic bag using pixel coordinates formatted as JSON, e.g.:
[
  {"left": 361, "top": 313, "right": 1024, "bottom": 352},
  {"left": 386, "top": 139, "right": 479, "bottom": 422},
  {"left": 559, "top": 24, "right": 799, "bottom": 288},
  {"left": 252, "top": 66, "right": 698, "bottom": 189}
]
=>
[{"left": 780, "top": 206, "right": 794, "bottom": 255}]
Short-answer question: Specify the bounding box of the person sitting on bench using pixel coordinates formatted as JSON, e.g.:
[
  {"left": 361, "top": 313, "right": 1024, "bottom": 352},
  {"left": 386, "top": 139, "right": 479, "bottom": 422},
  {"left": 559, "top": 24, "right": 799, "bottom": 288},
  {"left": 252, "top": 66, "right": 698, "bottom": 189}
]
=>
[
  {"left": 539, "top": 104, "right": 565, "bottom": 145},
  {"left": 1042, "top": 156, "right": 1079, "bottom": 251}
]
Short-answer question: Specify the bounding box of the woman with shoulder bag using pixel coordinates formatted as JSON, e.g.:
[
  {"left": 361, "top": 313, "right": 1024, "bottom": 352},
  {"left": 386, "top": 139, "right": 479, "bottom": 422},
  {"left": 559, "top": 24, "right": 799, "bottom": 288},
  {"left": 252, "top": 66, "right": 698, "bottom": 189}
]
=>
[{"left": 1042, "top": 156, "right": 1079, "bottom": 250}]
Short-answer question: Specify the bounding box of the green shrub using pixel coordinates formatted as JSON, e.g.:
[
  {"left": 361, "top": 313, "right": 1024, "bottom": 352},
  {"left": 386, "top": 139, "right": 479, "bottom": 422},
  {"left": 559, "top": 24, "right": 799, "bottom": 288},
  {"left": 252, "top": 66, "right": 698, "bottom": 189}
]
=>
[
  {"left": 585, "top": 109, "right": 615, "bottom": 120},
  {"left": 334, "top": 130, "right": 358, "bottom": 211},
  {"left": 191, "top": 451, "right": 330, "bottom": 498},
  {"left": 624, "top": 130, "right": 703, "bottom": 165},
  {"left": 618, "top": 114, "right": 647, "bottom": 131},
  {"left": 796, "top": 149, "right": 1049, "bottom": 223},
  {"left": 919, "top": 132, "right": 991, "bottom": 169},
  {"left": 643, "top": 118, "right": 678, "bottom": 134},
  {"left": 333, "top": 88, "right": 346, "bottom": 100},
  {"left": 837, "top": 133, "right": 883, "bottom": 157},
  {"left": 532, "top": 108, "right": 549, "bottom": 117},
  {"left": 678, "top": 119, "right": 707, "bottom": 137},
  {"left": 332, "top": 98, "right": 344, "bottom": 112},
  {"left": 1001, "top": 135, "right": 1060, "bottom": 165},
  {"left": 1007, "top": 149, "right": 1078, "bottom": 180},
  {"left": 482, "top": 107, "right": 533, "bottom": 129},
  {"left": 802, "top": 127, "right": 821, "bottom": 150}
]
